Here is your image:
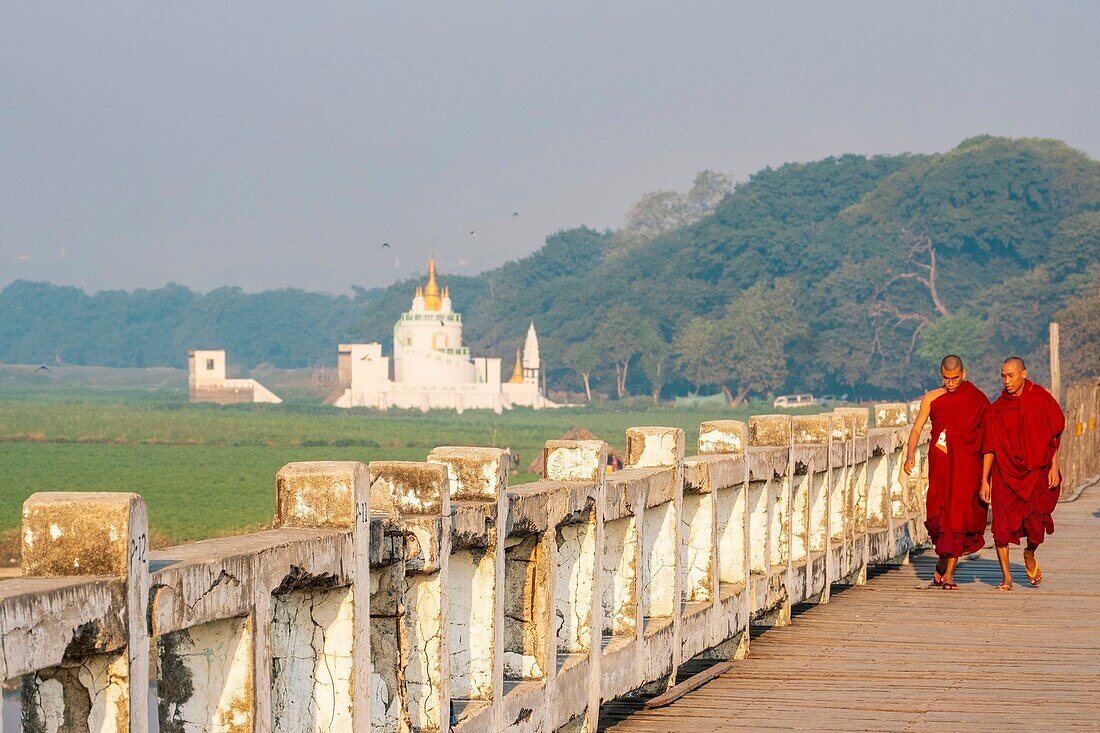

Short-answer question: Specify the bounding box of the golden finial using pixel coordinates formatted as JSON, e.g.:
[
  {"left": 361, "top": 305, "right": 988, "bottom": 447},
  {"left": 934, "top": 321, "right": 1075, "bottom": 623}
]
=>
[
  {"left": 423, "top": 259, "right": 442, "bottom": 311},
  {"left": 509, "top": 348, "right": 524, "bottom": 383}
]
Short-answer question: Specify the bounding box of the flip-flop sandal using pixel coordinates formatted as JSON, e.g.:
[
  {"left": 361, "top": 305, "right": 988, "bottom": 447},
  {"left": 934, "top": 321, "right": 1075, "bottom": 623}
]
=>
[
  {"left": 932, "top": 570, "right": 945, "bottom": 587},
  {"left": 1024, "top": 553, "right": 1042, "bottom": 586},
  {"left": 995, "top": 583, "right": 1013, "bottom": 592},
  {"left": 1027, "top": 567, "right": 1043, "bottom": 586},
  {"left": 941, "top": 582, "right": 959, "bottom": 591}
]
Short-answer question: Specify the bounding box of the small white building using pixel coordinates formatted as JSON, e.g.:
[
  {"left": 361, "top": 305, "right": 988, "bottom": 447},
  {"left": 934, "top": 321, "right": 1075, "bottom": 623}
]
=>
[
  {"left": 334, "top": 261, "right": 555, "bottom": 413},
  {"left": 188, "top": 349, "right": 282, "bottom": 404}
]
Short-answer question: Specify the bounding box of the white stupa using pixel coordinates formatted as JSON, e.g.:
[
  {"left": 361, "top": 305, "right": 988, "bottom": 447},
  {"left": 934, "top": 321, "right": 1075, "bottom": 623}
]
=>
[{"left": 333, "top": 260, "right": 555, "bottom": 413}]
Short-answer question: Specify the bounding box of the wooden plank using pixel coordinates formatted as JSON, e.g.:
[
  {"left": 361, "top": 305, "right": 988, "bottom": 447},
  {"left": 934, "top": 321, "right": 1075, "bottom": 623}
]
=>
[{"left": 642, "top": 660, "right": 736, "bottom": 709}]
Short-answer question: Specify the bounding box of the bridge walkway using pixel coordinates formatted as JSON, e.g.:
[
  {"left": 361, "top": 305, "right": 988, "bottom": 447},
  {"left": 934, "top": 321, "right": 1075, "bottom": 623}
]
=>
[{"left": 604, "top": 485, "right": 1100, "bottom": 733}]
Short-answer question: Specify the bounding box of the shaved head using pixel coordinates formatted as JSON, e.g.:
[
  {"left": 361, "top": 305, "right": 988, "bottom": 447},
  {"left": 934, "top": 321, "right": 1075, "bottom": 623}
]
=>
[
  {"left": 1001, "top": 356, "right": 1028, "bottom": 395},
  {"left": 940, "top": 355, "right": 964, "bottom": 371}
]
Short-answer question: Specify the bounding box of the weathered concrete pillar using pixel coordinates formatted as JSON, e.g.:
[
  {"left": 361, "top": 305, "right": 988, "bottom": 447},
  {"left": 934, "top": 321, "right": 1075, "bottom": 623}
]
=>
[
  {"left": 625, "top": 427, "right": 684, "bottom": 623},
  {"left": 792, "top": 415, "right": 831, "bottom": 604},
  {"left": 747, "top": 416, "right": 793, "bottom": 624},
  {"left": 834, "top": 408, "right": 870, "bottom": 585},
  {"left": 370, "top": 461, "right": 451, "bottom": 733},
  {"left": 696, "top": 421, "right": 749, "bottom": 595},
  {"left": 691, "top": 420, "right": 750, "bottom": 661},
  {"left": 426, "top": 446, "right": 508, "bottom": 731},
  {"left": 270, "top": 461, "right": 371, "bottom": 733},
  {"left": 880, "top": 407, "right": 911, "bottom": 522},
  {"left": 544, "top": 439, "right": 606, "bottom": 733},
  {"left": 625, "top": 426, "right": 685, "bottom": 690},
  {"left": 19, "top": 492, "right": 149, "bottom": 732}
]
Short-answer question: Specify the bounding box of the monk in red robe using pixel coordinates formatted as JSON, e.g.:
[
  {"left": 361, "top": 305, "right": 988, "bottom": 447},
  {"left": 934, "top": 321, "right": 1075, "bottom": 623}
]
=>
[
  {"left": 904, "top": 355, "right": 990, "bottom": 590},
  {"left": 980, "top": 357, "right": 1064, "bottom": 590}
]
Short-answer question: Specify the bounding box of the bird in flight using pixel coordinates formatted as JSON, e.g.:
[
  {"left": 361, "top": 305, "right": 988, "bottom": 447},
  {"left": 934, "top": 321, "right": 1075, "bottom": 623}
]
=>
[
  {"left": 382, "top": 242, "right": 390, "bottom": 248},
  {"left": 513, "top": 211, "right": 519, "bottom": 217},
  {"left": 469, "top": 230, "right": 476, "bottom": 236},
  {"left": 35, "top": 365, "right": 51, "bottom": 373}
]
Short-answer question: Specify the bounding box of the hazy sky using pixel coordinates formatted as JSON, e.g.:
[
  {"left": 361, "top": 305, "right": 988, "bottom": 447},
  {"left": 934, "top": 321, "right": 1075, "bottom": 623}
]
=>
[{"left": 2, "top": 2, "right": 1099, "bottom": 294}]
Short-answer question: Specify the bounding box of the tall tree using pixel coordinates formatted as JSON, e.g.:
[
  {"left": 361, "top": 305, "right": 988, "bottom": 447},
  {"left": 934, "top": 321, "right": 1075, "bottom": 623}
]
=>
[
  {"left": 562, "top": 339, "right": 602, "bottom": 402},
  {"left": 594, "top": 304, "right": 644, "bottom": 399},
  {"left": 636, "top": 320, "right": 671, "bottom": 404},
  {"left": 673, "top": 318, "right": 725, "bottom": 397},
  {"left": 716, "top": 279, "right": 807, "bottom": 405}
]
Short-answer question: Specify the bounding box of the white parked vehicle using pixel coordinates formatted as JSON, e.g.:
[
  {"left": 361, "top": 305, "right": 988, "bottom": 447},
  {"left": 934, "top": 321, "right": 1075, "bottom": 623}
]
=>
[{"left": 773, "top": 393, "right": 815, "bottom": 408}]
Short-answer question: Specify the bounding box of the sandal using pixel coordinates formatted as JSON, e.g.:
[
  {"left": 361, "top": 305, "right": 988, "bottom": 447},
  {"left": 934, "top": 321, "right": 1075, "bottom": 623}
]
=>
[
  {"left": 995, "top": 583, "right": 1013, "bottom": 592},
  {"left": 941, "top": 581, "right": 959, "bottom": 591},
  {"left": 1024, "top": 552, "right": 1042, "bottom": 586},
  {"left": 932, "top": 570, "right": 945, "bottom": 588}
]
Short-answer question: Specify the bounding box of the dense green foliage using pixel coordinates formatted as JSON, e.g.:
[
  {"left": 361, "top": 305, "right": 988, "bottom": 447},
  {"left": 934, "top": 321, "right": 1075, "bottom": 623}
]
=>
[{"left": 3, "top": 136, "right": 1097, "bottom": 397}]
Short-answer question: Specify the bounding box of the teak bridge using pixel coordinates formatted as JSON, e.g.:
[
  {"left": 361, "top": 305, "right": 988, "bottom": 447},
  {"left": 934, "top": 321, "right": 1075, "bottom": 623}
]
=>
[{"left": 1, "top": 381, "right": 1098, "bottom": 733}]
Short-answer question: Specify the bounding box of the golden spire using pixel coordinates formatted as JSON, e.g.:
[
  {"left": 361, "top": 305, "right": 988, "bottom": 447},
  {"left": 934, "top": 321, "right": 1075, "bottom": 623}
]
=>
[
  {"left": 509, "top": 348, "right": 524, "bottom": 383},
  {"left": 423, "top": 259, "right": 442, "bottom": 311}
]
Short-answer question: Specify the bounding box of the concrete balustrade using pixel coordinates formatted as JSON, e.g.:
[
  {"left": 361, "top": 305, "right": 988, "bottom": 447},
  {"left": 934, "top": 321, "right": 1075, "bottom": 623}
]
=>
[{"left": 5, "top": 404, "right": 972, "bottom": 733}]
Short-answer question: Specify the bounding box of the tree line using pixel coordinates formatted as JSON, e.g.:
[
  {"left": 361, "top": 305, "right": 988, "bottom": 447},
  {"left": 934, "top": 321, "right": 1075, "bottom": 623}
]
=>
[{"left": 3, "top": 136, "right": 1098, "bottom": 399}]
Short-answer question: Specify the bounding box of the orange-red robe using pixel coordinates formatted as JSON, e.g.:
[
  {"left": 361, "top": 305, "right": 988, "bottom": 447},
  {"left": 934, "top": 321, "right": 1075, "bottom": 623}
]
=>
[
  {"left": 924, "top": 380, "right": 990, "bottom": 557},
  {"left": 984, "top": 380, "right": 1065, "bottom": 546}
]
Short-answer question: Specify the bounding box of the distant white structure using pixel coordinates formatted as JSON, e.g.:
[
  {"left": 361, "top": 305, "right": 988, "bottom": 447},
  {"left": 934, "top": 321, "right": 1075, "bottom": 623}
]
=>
[
  {"left": 333, "top": 260, "right": 555, "bottom": 413},
  {"left": 188, "top": 349, "right": 282, "bottom": 404}
]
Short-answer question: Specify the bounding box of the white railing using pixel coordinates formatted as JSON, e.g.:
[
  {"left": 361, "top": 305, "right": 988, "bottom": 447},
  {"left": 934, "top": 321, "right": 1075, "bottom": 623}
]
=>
[{"left": 2, "top": 400, "right": 996, "bottom": 733}]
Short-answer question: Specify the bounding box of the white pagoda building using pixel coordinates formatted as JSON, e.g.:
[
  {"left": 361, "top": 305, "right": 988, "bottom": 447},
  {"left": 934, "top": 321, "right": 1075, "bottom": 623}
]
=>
[{"left": 333, "top": 260, "right": 555, "bottom": 413}]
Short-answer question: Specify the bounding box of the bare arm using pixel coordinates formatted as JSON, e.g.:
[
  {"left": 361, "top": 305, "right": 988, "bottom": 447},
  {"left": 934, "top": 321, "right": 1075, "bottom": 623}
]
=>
[
  {"left": 903, "top": 392, "right": 934, "bottom": 475},
  {"left": 980, "top": 453, "right": 994, "bottom": 503}
]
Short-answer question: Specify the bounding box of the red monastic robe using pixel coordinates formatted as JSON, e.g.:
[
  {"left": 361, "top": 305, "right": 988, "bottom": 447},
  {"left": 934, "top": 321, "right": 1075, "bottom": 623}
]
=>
[
  {"left": 984, "top": 380, "right": 1065, "bottom": 546},
  {"left": 924, "top": 380, "right": 990, "bottom": 557}
]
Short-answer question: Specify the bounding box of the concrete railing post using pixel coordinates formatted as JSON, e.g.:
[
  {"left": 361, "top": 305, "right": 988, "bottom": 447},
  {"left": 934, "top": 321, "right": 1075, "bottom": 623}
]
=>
[
  {"left": 370, "top": 461, "right": 452, "bottom": 733},
  {"left": 427, "top": 446, "right": 509, "bottom": 731},
  {"left": 747, "top": 415, "right": 793, "bottom": 626},
  {"left": 544, "top": 439, "right": 607, "bottom": 733},
  {"left": 834, "top": 408, "right": 870, "bottom": 585},
  {"left": 875, "top": 403, "right": 914, "bottom": 563},
  {"left": 270, "top": 461, "right": 372, "bottom": 733},
  {"left": 792, "top": 415, "right": 832, "bottom": 604},
  {"left": 625, "top": 426, "right": 685, "bottom": 691},
  {"left": 691, "top": 420, "right": 751, "bottom": 661},
  {"left": 19, "top": 492, "right": 149, "bottom": 731}
]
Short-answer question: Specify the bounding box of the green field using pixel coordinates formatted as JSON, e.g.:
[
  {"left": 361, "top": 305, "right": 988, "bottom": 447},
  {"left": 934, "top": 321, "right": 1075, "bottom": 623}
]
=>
[{"left": 0, "top": 376, "right": 805, "bottom": 559}]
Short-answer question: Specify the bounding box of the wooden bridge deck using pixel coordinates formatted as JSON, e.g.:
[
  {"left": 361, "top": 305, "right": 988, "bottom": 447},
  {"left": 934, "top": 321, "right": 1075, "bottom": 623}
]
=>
[{"left": 604, "top": 485, "right": 1100, "bottom": 733}]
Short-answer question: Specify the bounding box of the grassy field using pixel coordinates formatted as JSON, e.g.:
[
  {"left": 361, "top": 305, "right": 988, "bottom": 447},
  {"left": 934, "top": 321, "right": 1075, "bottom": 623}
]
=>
[{"left": 0, "top": 370, "right": 812, "bottom": 559}]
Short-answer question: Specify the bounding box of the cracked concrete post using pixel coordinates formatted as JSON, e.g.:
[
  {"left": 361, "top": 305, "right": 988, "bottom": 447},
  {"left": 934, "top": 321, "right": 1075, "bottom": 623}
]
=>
[
  {"left": 370, "top": 461, "right": 451, "bottom": 733},
  {"left": 271, "top": 461, "right": 371, "bottom": 733},
  {"left": 793, "top": 415, "right": 832, "bottom": 605},
  {"left": 20, "top": 492, "right": 149, "bottom": 732},
  {"left": 545, "top": 439, "right": 606, "bottom": 733},
  {"left": 834, "top": 408, "right": 870, "bottom": 585},
  {"left": 625, "top": 426, "right": 684, "bottom": 689},
  {"left": 875, "top": 403, "right": 911, "bottom": 523},
  {"left": 426, "top": 446, "right": 508, "bottom": 731},
  {"left": 697, "top": 420, "right": 749, "bottom": 599},
  {"left": 748, "top": 415, "right": 792, "bottom": 625}
]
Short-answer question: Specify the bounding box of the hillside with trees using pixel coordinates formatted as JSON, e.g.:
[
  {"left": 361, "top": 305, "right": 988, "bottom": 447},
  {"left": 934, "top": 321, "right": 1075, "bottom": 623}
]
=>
[{"left": 3, "top": 136, "right": 1097, "bottom": 399}]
